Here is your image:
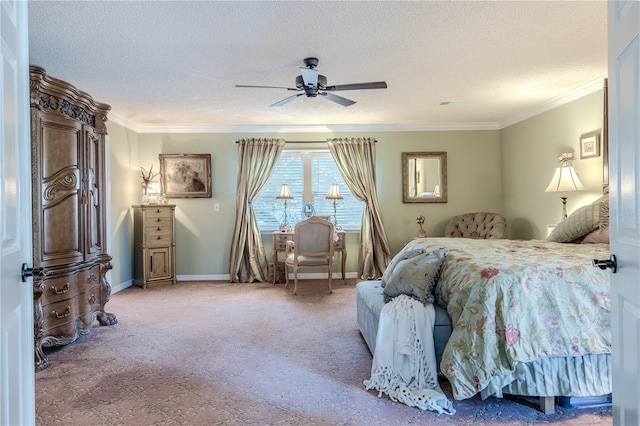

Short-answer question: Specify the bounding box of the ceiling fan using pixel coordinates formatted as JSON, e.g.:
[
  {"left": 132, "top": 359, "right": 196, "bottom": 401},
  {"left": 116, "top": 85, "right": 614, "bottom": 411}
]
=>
[{"left": 235, "top": 57, "right": 387, "bottom": 107}]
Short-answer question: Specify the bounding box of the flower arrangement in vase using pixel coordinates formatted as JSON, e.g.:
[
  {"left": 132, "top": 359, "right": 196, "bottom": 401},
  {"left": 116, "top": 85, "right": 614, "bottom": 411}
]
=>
[
  {"left": 416, "top": 215, "right": 426, "bottom": 238},
  {"left": 140, "top": 165, "right": 159, "bottom": 204},
  {"left": 556, "top": 152, "right": 574, "bottom": 163}
]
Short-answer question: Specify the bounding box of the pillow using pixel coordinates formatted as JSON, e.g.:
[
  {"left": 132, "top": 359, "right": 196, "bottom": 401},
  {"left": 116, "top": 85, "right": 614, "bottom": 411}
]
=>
[
  {"left": 381, "top": 248, "right": 426, "bottom": 288},
  {"left": 383, "top": 247, "right": 448, "bottom": 305},
  {"left": 547, "top": 202, "right": 603, "bottom": 243},
  {"left": 598, "top": 197, "right": 609, "bottom": 229},
  {"left": 582, "top": 227, "right": 610, "bottom": 244}
]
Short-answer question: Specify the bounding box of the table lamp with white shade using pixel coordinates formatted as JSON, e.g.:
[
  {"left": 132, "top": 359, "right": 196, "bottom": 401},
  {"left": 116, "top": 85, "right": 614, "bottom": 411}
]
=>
[{"left": 545, "top": 153, "right": 585, "bottom": 220}]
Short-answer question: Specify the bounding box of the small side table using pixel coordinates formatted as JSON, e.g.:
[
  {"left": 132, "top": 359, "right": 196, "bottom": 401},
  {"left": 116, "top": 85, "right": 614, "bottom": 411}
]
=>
[
  {"left": 333, "top": 231, "right": 347, "bottom": 283},
  {"left": 271, "top": 231, "right": 293, "bottom": 284}
]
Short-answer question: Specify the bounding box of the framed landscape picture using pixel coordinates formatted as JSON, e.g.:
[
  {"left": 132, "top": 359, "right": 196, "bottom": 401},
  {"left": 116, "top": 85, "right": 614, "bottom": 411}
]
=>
[
  {"left": 159, "top": 154, "right": 212, "bottom": 198},
  {"left": 579, "top": 130, "right": 601, "bottom": 159}
]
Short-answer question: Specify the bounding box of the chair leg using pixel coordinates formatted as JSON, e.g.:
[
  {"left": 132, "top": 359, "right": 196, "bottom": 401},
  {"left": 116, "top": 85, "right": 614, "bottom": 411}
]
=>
[
  {"left": 328, "top": 265, "right": 333, "bottom": 294},
  {"left": 293, "top": 266, "right": 299, "bottom": 295},
  {"left": 284, "top": 264, "right": 289, "bottom": 289}
]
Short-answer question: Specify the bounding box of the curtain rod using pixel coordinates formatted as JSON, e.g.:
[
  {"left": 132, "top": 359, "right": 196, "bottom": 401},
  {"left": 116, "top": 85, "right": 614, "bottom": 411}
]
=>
[
  {"left": 235, "top": 139, "right": 377, "bottom": 144},
  {"left": 285, "top": 140, "right": 326, "bottom": 144},
  {"left": 234, "top": 140, "right": 322, "bottom": 144}
]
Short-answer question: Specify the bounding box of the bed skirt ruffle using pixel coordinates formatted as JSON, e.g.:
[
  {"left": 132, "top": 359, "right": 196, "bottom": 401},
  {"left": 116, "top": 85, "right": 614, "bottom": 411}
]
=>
[{"left": 481, "top": 353, "right": 612, "bottom": 400}]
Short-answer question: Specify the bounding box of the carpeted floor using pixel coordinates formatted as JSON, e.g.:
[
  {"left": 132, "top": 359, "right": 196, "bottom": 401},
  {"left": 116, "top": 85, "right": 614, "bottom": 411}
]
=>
[{"left": 35, "top": 280, "right": 613, "bottom": 425}]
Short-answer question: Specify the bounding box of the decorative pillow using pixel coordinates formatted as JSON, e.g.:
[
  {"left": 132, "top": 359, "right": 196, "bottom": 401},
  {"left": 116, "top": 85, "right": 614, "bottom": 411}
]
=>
[
  {"left": 381, "top": 248, "right": 426, "bottom": 288},
  {"left": 582, "top": 227, "right": 610, "bottom": 244},
  {"left": 547, "top": 202, "right": 603, "bottom": 243},
  {"left": 598, "top": 197, "right": 610, "bottom": 229},
  {"left": 383, "top": 247, "right": 448, "bottom": 305}
]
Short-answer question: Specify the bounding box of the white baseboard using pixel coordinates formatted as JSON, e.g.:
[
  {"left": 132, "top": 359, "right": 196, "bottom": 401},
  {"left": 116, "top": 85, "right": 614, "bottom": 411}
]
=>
[
  {"left": 177, "top": 274, "right": 230, "bottom": 281},
  {"left": 288, "top": 272, "right": 359, "bottom": 280},
  {"left": 112, "top": 279, "right": 132, "bottom": 294},
  {"left": 177, "top": 272, "right": 359, "bottom": 281},
  {"left": 112, "top": 272, "right": 359, "bottom": 289}
]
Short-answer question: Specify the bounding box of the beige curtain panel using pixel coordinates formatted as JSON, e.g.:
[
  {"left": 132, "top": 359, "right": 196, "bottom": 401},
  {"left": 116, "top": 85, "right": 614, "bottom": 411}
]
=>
[
  {"left": 327, "top": 137, "right": 391, "bottom": 279},
  {"left": 229, "top": 138, "right": 285, "bottom": 282}
]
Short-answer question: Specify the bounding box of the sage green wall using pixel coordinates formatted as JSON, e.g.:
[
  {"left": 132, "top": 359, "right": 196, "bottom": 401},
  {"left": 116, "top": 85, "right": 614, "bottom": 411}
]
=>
[
  {"left": 501, "top": 90, "right": 605, "bottom": 240},
  {"left": 136, "top": 133, "right": 238, "bottom": 278},
  {"left": 104, "top": 89, "right": 602, "bottom": 285},
  {"left": 106, "top": 122, "right": 140, "bottom": 290},
  {"left": 374, "top": 130, "right": 502, "bottom": 254},
  {"left": 124, "top": 130, "right": 502, "bottom": 279}
]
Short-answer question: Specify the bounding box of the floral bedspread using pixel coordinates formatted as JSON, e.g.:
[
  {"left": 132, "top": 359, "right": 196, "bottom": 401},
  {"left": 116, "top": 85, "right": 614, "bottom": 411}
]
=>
[{"left": 402, "top": 238, "right": 611, "bottom": 400}]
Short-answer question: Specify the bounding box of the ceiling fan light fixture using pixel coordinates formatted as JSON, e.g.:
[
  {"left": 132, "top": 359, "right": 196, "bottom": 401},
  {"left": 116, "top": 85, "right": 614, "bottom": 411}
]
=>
[
  {"left": 317, "top": 74, "right": 327, "bottom": 89},
  {"left": 303, "top": 57, "right": 319, "bottom": 69},
  {"left": 236, "top": 57, "right": 387, "bottom": 107},
  {"left": 295, "top": 74, "right": 327, "bottom": 90}
]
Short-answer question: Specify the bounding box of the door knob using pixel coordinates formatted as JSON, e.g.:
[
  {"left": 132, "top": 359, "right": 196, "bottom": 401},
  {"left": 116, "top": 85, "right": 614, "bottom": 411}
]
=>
[
  {"left": 592, "top": 255, "right": 617, "bottom": 273},
  {"left": 21, "top": 263, "right": 44, "bottom": 282}
]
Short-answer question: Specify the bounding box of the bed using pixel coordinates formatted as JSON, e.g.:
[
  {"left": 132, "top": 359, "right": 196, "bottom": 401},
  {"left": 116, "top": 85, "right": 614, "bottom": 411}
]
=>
[{"left": 358, "top": 234, "right": 611, "bottom": 413}]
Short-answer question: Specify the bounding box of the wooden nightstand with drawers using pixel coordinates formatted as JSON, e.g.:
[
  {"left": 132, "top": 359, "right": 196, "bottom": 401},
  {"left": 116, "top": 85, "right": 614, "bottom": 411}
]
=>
[{"left": 133, "top": 205, "right": 177, "bottom": 288}]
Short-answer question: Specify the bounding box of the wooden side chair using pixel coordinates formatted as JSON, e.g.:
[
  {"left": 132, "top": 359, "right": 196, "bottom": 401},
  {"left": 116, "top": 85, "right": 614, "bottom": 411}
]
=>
[{"left": 284, "top": 216, "right": 335, "bottom": 295}]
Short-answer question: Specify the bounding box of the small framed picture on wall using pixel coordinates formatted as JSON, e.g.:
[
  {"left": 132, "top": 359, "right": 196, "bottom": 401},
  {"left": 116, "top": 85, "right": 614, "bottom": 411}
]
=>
[
  {"left": 579, "top": 130, "right": 601, "bottom": 159},
  {"left": 159, "top": 153, "right": 212, "bottom": 198}
]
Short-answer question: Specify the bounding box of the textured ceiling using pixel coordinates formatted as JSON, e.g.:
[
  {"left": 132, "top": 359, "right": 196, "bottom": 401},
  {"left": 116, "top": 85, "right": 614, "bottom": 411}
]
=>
[{"left": 28, "top": 1, "right": 607, "bottom": 132}]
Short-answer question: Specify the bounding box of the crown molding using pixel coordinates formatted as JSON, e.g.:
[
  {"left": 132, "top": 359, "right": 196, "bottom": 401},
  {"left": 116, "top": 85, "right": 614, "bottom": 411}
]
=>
[
  {"left": 108, "top": 76, "right": 607, "bottom": 134},
  {"left": 499, "top": 74, "right": 607, "bottom": 128},
  {"left": 107, "top": 117, "right": 502, "bottom": 134}
]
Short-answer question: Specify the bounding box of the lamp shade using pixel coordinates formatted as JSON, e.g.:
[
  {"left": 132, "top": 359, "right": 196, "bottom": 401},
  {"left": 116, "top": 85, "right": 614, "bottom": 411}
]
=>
[
  {"left": 545, "top": 165, "right": 585, "bottom": 193},
  {"left": 326, "top": 184, "right": 343, "bottom": 200},
  {"left": 276, "top": 184, "right": 293, "bottom": 200}
]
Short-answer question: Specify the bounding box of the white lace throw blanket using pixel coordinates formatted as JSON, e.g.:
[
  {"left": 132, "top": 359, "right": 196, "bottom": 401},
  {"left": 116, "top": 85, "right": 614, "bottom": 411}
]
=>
[{"left": 363, "top": 295, "right": 455, "bottom": 415}]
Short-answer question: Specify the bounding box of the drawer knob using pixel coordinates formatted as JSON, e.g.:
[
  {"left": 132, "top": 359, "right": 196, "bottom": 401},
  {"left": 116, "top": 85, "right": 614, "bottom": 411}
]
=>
[
  {"left": 88, "top": 273, "right": 97, "bottom": 282},
  {"left": 156, "top": 218, "right": 161, "bottom": 222},
  {"left": 156, "top": 209, "right": 161, "bottom": 213},
  {"left": 89, "top": 294, "right": 96, "bottom": 305}
]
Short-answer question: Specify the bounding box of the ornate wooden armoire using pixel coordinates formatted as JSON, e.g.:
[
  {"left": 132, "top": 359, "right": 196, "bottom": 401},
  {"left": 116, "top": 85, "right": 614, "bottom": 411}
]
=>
[{"left": 29, "top": 66, "right": 117, "bottom": 371}]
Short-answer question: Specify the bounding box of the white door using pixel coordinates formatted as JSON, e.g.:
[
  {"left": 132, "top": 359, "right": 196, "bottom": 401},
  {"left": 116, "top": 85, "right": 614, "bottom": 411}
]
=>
[
  {"left": 0, "top": 1, "right": 35, "bottom": 425},
  {"left": 608, "top": 1, "right": 640, "bottom": 425}
]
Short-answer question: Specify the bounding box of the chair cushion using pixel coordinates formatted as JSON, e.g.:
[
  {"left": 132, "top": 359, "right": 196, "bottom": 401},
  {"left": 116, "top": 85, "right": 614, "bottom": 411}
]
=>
[
  {"left": 382, "top": 247, "right": 448, "bottom": 305},
  {"left": 286, "top": 253, "right": 331, "bottom": 266}
]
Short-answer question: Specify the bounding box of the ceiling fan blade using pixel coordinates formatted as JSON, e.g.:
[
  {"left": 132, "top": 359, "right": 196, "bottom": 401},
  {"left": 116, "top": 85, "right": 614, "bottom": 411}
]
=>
[
  {"left": 324, "top": 81, "right": 388, "bottom": 91},
  {"left": 300, "top": 67, "right": 318, "bottom": 88},
  {"left": 236, "top": 84, "right": 299, "bottom": 91},
  {"left": 270, "top": 93, "right": 303, "bottom": 107},
  {"left": 321, "top": 92, "right": 356, "bottom": 107}
]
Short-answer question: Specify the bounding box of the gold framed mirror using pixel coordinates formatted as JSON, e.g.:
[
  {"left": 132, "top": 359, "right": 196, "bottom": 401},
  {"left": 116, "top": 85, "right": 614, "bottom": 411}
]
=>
[{"left": 402, "top": 152, "right": 447, "bottom": 203}]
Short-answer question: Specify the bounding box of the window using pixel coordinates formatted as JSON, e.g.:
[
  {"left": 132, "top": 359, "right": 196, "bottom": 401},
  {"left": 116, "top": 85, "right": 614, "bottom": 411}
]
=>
[{"left": 253, "top": 150, "right": 363, "bottom": 231}]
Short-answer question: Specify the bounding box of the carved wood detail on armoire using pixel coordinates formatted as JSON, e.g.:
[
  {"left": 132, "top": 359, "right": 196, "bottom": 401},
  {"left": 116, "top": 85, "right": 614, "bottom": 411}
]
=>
[{"left": 29, "top": 66, "right": 117, "bottom": 371}]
